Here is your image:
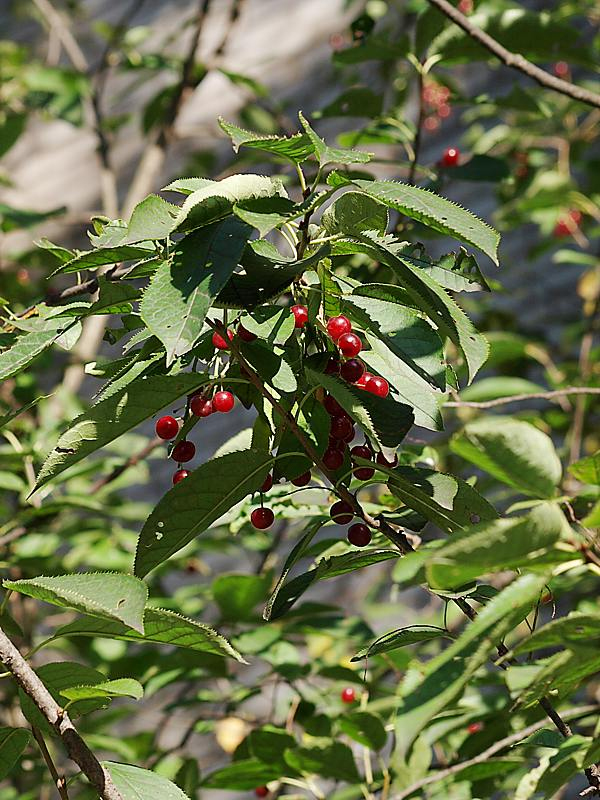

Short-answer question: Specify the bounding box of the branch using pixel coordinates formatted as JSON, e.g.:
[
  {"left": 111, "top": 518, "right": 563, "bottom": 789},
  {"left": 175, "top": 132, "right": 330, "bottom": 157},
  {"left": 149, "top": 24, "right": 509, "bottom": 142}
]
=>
[
  {"left": 0, "top": 626, "right": 123, "bottom": 800},
  {"left": 425, "top": 0, "right": 600, "bottom": 109},
  {"left": 394, "top": 704, "right": 600, "bottom": 800},
  {"left": 445, "top": 386, "right": 600, "bottom": 410},
  {"left": 32, "top": 727, "right": 70, "bottom": 800}
]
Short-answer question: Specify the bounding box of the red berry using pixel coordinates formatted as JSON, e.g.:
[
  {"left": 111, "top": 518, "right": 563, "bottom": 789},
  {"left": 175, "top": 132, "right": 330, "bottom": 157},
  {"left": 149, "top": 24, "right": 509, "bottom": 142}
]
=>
[
  {"left": 350, "top": 444, "right": 373, "bottom": 462},
  {"left": 172, "top": 469, "right": 189, "bottom": 484},
  {"left": 438, "top": 102, "right": 451, "bottom": 119},
  {"left": 213, "top": 390, "right": 235, "bottom": 413},
  {"left": 291, "top": 305, "right": 308, "bottom": 328},
  {"left": 340, "top": 359, "right": 365, "bottom": 384},
  {"left": 237, "top": 322, "right": 257, "bottom": 342},
  {"left": 458, "top": 0, "right": 473, "bottom": 13},
  {"left": 553, "top": 61, "right": 569, "bottom": 78},
  {"left": 341, "top": 687, "right": 356, "bottom": 704},
  {"left": 330, "top": 415, "right": 354, "bottom": 441},
  {"left": 255, "top": 789, "right": 269, "bottom": 799},
  {"left": 467, "top": 721, "right": 484, "bottom": 734},
  {"left": 324, "top": 357, "right": 341, "bottom": 375},
  {"left": 330, "top": 500, "right": 354, "bottom": 524},
  {"left": 355, "top": 372, "right": 371, "bottom": 389},
  {"left": 354, "top": 466, "right": 375, "bottom": 481},
  {"left": 171, "top": 440, "right": 195, "bottom": 463},
  {"left": 324, "top": 393, "right": 345, "bottom": 417},
  {"left": 348, "top": 523, "right": 372, "bottom": 547},
  {"left": 190, "top": 395, "right": 214, "bottom": 417},
  {"left": 251, "top": 507, "right": 274, "bottom": 530},
  {"left": 155, "top": 415, "right": 179, "bottom": 440},
  {"left": 328, "top": 435, "right": 345, "bottom": 451},
  {"left": 291, "top": 470, "right": 311, "bottom": 487},
  {"left": 260, "top": 474, "right": 273, "bottom": 493},
  {"left": 212, "top": 329, "right": 234, "bottom": 350},
  {"left": 326, "top": 315, "right": 352, "bottom": 341},
  {"left": 337, "top": 332, "right": 362, "bottom": 358},
  {"left": 442, "top": 147, "right": 460, "bottom": 167},
  {"left": 364, "top": 375, "right": 389, "bottom": 398},
  {"left": 377, "top": 451, "right": 398, "bottom": 468},
  {"left": 323, "top": 447, "right": 344, "bottom": 470}
]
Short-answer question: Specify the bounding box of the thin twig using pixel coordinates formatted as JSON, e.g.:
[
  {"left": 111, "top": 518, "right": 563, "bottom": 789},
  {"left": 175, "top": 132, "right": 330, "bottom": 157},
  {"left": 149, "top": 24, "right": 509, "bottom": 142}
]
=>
[
  {"left": 425, "top": 0, "right": 600, "bottom": 109},
  {"left": 445, "top": 386, "right": 600, "bottom": 409},
  {"left": 32, "top": 727, "right": 70, "bottom": 800},
  {"left": 0, "top": 626, "right": 123, "bottom": 800},
  {"left": 90, "top": 437, "right": 163, "bottom": 492}
]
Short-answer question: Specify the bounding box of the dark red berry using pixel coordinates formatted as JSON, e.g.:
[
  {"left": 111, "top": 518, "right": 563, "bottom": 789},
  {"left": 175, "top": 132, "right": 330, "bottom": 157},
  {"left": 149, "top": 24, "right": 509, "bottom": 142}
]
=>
[
  {"left": 467, "top": 721, "right": 484, "bottom": 734},
  {"left": 442, "top": 147, "right": 460, "bottom": 167},
  {"left": 172, "top": 469, "right": 189, "bottom": 484},
  {"left": 260, "top": 474, "right": 273, "bottom": 493},
  {"left": 255, "top": 789, "right": 269, "bottom": 799},
  {"left": 237, "top": 322, "right": 257, "bottom": 342},
  {"left": 340, "top": 358, "right": 365, "bottom": 384},
  {"left": 190, "top": 395, "right": 214, "bottom": 417},
  {"left": 364, "top": 375, "right": 389, "bottom": 398},
  {"left": 342, "top": 427, "right": 355, "bottom": 443},
  {"left": 323, "top": 447, "right": 344, "bottom": 470},
  {"left": 376, "top": 451, "right": 398, "bottom": 468},
  {"left": 291, "top": 305, "right": 308, "bottom": 328},
  {"left": 156, "top": 415, "right": 179, "bottom": 440},
  {"left": 212, "top": 329, "right": 234, "bottom": 350},
  {"left": 171, "top": 440, "right": 195, "bottom": 463},
  {"left": 328, "top": 435, "right": 346, "bottom": 451},
  {"left": 341, "top": 687, "right": 356, "bottom": 704},
  {"left": 324, "top": 393, "right": 344, "bottom": 417},
  {"left": 348, "top": 523, "right": 371, "bottom": 547},
  {"left": 291, "top": 470, "right": 311, "bottom": 487},
  {"left": 354, "top": 466, "right": 375, "bottom": 481},
  {"left": 326, "top": 315, "right": 352, "bottom": 341},
  {"left": 251, "top": 507, "right": 274, "bottom": 530},
  {"left": 324, "top": 357, "right": 341, "bottom": 375},
  {"left": 330, "top": 500, "right": 354, "bottom": 524},
  {"left": 330, "top": 415, "right": 354, "bottom": 441},
  {"left": 350, "top": 444, "right": 373, "bottom": 462},
  {"left": 213, "top": 390, "right": 235, "bottom": 413},
  {"left": 338, "top": 332, "right": 362, "bottom": 358}
]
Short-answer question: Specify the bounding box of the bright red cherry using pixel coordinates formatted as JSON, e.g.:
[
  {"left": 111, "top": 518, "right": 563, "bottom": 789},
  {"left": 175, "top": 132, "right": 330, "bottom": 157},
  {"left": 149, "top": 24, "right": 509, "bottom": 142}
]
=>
[
  {"left": 340, "top": 359, "right": 365, "bottom": 384},
  {"left": 324, "top": 357, "right": 341, "bottom": 375},
  {"left": 553, "top": 61, "right": 569, "bottom": 78},
  {"left": 251, "top": 507, "right": 274, "bottom": 530},
  {"left": 350, "top": 444, "right": 373, "bottom": 462},
  {"left": 291, "top": 305, "right": 309, "bottom": 328},
  {"left": 190, "top": 395, "right": 214, "bottom": 417},
  {"left": 324, "top": 393, "right": 344, "bottom": 417},
  {"left": 155, "top": 415, "right": 179, "bottom": 440},
  {"left": 291, "top": 470, "right": 311, "bottom": 487},
  {"left": 467, "top": 721, "right": 484, "bottom": 734},
  {"left": 341, "top": 687, "right": 356, "bottom": 704},
  {"left": 212, "top": 328, "right": 234, "bottom": 350},
  {"left": 377, "top": 451, "right": 398, "bottom": 468},
  {"left": 554, "top": 209, "right": 582, "bottom": 238},
  {"left": 348, "top": 523, "right": 372, "bottom": 547},
  {"left": 171, "top": 440, "right": 195, "bottom": 463},
  {"left": 213, "top": 390, "right": 235, "bottom": 413},
  {"left": 337, "top": 332, "right": 362, "bottom": 358},
  {"left": 330, "top": 415, "right": 354, "bottom": 441},
  {"left": 355, "top": 372, "right": 371, "bottom": 389},
  {"left": 237, "top": 322, "right": 257, "bottom": 342},
  {"left": 330, "top": 500, "right": 354, "bottom": 524},
  {"left": 260, "top": 474, "right": 273, "bottom": 493},
  {"left": 255, "top": 789, "right": 269, "bottom": 799},
  {"left": 172, "top": 469, "right": 189, "bottom": 484},
  {"left": 442, "top": 147, "right": 460, "bottom": 167},
  {"left": 323, "top": 447, "right": 344, "bottom": 470},
  {"left": 364, "top": 375, "right": 389, "bottom": 398},
  {"left": 457, "top": 0, "right": 473, "bottom": 13},
  {"left": 326, "top": 315, "right": 352, "bottom": 341},
  {"left": 354, "top": 466, "right": 375, "bottom": 481}
]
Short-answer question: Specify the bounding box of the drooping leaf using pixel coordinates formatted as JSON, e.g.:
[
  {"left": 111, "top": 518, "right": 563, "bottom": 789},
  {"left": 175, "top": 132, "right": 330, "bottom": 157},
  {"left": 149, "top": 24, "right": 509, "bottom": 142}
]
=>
[
  {"left": 4, "top": 573, "right": 147, "bottom": 633},
  {"left": 219, "top": 117, "right": 315, "bottom": 163},
  {"left": 104, "top": 763, "right": 191, "bottom": 800},
  {"left": 351, "top": 626, "right": 452, "bottom": 661},
  {"left": 61, "top": 678, "right": 144, "bottom": 703},
  {"left": 0, "top": 728, "right": 30, "bottom": 781},
  {"left": 54, "top": 243, "right": 156, "bottom": 275},
  {"left": 135, "top": 448, "right": 274, "bottom": 577}
]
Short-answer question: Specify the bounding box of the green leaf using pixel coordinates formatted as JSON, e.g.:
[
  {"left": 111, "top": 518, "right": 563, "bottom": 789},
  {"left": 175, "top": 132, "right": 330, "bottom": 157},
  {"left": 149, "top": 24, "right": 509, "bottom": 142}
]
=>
[
  {"left": 163, "top": 177, "right": 215, "bottom": 195},
  {"left": 306, "top": 365, "right": 414, "bottom": 449},
  {"left": 124, "top": 194, "right": 179, "bottom": 243},
  {"left": 104, "top": 762, "right": 191, "bottom": 800},
  {"left": 450, "top": 417, "right": 562, "bottom": 498},
  {"left": 140, "top": 218, "right": 250, "bottom": 362},
  {"left": 135, "top": 448, "right": 274, "bottom": 577},
  {"left": 54, "top": 607, "right": 244, "bottom": 661},
  {"left": 87, "top": 279, "right": 140, "bottom": 315},
  {"left": 299, "top": 112, "right": 371, "bottom": 167},
  {"left": 338, "top": 712, "right": 387, "bottom": 751},
  {"left": 239, "top": 306, "right": 296, "bottom": 345},
  {"left": 173, "top": 174, "right": 286, "bottom": 233},
  {"left": 351, "top": 626, "right": 452, "bottom": 661},
  {"left": 394, "top": 573, "right": 548, "bottom": 756},
  {"left": 203, "top": 759, "right": 283, "bottom": 789},
  {"left": 212, "top": 574, "right": 271, "bottom": 621},
  {"left": 448, "top": 154, "right": 510, "bottom": 183},
  {"left": 61, "top": 678, "right": 143, "bottom": 702},
  {"left": 274, "top": 398, "right": 330, "bottom": 480},
  {"left": 321, "top": 191, "right": 388, "bottom": 236},
  {"left": 317, "top": 87, "right": 383, "bottom": 119},
  {"left": 569, "top": 450, "right": 600, "bottom": 485},
  {"left": 514, "top": 612, "right": 600, "bottom": 656},
  {"left": 218, "top": 117, "right": 315, "bottom": 163},
  {"left": 0, "top": 318, "right": 79, "bottom": 381},
  {"left": 55, "top": 243, "right": 155, "bottom": 275},
  {"left": 4, "top": 573, "right": 147, "bottom": 633},
  {"left": 284, "top": 741, "right": 361, "bottom": 783},
  {"left": 459, "top": 376, "right": 545, "bottom": 402},
  {"left": 426, "top": 503, "right": 568, "bottom": 590},
  {"left": 34, "top": 373, "right": 209, "bottom": 491},
  {"left": 244, "top": 725, "right": 298, "bottom": 770},
  {"left": 0, "top": 728, "right": 30, "bottom": 781},
  {"left": 234, "top": 195, "right": 298, "bottom": 236}
]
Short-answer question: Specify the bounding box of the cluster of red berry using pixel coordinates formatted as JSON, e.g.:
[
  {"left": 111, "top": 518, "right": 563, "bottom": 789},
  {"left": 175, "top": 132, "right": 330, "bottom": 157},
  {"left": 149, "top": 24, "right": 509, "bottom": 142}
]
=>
[
  {"left": 554, "top": 209, "right": 582, "bottom": 238},
  {"left": 422, "top": 80, "right": 452, "bottom": 133}
]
